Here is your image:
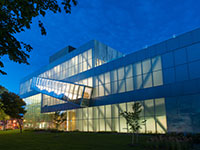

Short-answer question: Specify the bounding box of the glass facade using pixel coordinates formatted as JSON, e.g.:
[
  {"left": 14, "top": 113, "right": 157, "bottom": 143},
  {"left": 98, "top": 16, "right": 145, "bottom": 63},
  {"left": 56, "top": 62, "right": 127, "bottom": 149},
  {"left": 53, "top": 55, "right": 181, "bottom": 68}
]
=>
[
  {"left": 20, "top": 49, "right": 93, "bottom": 95},
  {"left": 20, "top": 29, "right": 200, "bottom": 133},
  {"left": 31, "top": 77, "right": 92, "bottom": 103},
  {"left": 23, "top": 94, "right": 54, "bottom": 129},
  {"left": 162, "top": 42, "right": 200, "bottom": 84},
  {"left": 91, "top": 55, "right": 163, "bottom": 98},
  {"left": 67, "top": 98, "right": 167, "bottom": 133}
]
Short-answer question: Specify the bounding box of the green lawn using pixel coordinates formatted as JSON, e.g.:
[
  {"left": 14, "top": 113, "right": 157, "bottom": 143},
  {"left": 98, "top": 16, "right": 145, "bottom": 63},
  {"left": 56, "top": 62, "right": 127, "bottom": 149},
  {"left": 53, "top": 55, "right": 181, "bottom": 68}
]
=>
[
  {"left": 0, "top": 130, "right": 193, "bottom": 150},
  {"left": 0, "top": 130, "right": 148, "bottom": 150}
]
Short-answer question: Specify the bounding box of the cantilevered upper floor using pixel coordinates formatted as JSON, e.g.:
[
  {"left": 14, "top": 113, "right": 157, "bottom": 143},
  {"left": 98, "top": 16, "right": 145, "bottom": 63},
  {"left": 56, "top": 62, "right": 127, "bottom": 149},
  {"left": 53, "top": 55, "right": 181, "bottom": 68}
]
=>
[
  {"left": 20, "top": 28, "right": 200, "bottom": 112},
  {"left": 20, "top": 40, "right": 123, "bottom": 98}
]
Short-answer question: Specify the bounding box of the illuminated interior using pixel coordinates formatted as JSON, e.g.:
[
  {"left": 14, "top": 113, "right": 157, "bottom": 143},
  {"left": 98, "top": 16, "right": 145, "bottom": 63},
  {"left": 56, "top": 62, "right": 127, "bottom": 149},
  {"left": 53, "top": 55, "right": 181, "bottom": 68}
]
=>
[{"left": 31, "top": 77, "right": 93, "bottom": 107}]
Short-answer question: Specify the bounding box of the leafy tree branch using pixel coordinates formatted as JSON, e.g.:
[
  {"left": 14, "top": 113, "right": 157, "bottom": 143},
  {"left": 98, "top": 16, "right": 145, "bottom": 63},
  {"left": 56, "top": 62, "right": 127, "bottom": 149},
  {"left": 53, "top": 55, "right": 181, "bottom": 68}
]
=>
[{"left": 0, "top": 0, "right": 77, "bottom": 75}]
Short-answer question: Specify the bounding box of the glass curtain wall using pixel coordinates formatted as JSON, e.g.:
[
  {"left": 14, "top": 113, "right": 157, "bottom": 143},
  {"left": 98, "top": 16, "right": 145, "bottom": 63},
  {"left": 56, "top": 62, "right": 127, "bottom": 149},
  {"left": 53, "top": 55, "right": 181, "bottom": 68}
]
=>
[
  {"left": 20, "top": 49, "right": 93, "bottom": 95},
  {"left": 67, "top": 98, "right": 167, "bottom": 133},
  {"left": 23, "top": 94, "right": 54, "bottom": 129},
  {"left": 31, "top": 77, "right": 92, "bottom": 102},
  {"left": 76, "top": 55, "right": 163, "bottom": 98}
]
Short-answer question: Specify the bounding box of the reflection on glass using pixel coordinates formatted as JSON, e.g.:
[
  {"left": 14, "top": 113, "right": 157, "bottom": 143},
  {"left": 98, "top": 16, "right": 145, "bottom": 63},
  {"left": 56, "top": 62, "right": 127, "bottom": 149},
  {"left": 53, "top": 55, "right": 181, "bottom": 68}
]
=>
[{"left": 83, "top": 87, "right": 92, "bottom": 99}]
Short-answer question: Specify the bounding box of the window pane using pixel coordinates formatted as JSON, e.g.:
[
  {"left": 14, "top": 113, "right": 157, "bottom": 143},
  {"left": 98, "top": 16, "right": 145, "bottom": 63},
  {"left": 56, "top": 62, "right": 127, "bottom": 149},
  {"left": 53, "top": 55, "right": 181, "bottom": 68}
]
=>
[
  {"left": 118, "top": 67, "right": 125, "bottom": 80},
  {"left": 146, "top": 117, "right": 156, "bottom": 133},
  {"left": 174, "top": 48, "right": 187, "bottom": 65},
  {"left": 88, "top": 49, "right": 92, "bottom": 59},
  {"left": 133, "top": 62, "right": 142, "bottom": 76},
  {"left": 155, "top": 98, "right": 166, "bottom": 116},
  {"left": 105, "top": 83, "right": 111, "bottom": 96},
  {"left": 126, "top": 78, "right": 133, "bottom": 91},
  {"left": 134, "top": 75, "right": 142, "bottom": 89},
  {"left": 143, "top": 73, "right": 152, "bottom": 88},
  {"left": 142, "top": 59, "right": 151, "bottom": 74},
  {"left": 99, "top": 106, "right": 105, "bottom": 118},
  {"left": 105, "top": 72, "right": 110, "bottom": 83},
  {"left": 152, "top": 56, "right": 162, "bottom": 71},
  {"left": 162, "top": 52, "right": 174, "bottom": 69},
  {"left": 153, "top": 71, "right": 163, "bottom": 86},
  {"left": 98, "top": 74, "right": 104, "bottom": 85},
  {"left": 83, "top": 61, "right": 87, "bottom": 72},
  {"left": 88, "top": 59, "right": 92, "bottom": 69},
  {"left": 175, "top": 64, "right": 188, "bottom": 82},
  {"left": 125, "top": 65, "right": 133, "bottom": 78},
  {"left": 88, "top": 77, "right": 93, "bottom": 87},
  {"left": 144, "top": 99, "right": 154, "bottom": 117},
  {"left": 111, "top": 70, "right": 118, "bottom": 81},
  {"left": 79, "top": 54, "right": 82, "bottom": 64},
  {"left": 118, "top": 80, "right": 125, "bottom": 93},
  {"left": 189, "top": 60, "right": 200, "bottom": 79},
  {"left": 187, "top": 43, "right": 200, "bottom": 62},
  {"left": 163, "top": 68, "right": 175, "bottom": 84},
  {"left": 99, "top": 119, "right": 105, "bottom": 131},
  {"left": 111, "top": 81, "right": 118, "bottom": 94},
  {"left": 105, "top": 105, "right": 111, "bottom": 118},
  {"left": 88, "top": 107, "right": 93, "bottom": 119},
  {"left": 83, "top": 51, "right": 87, "bottom": 61},
  {"left": 156, "top": 116, "right": 167, "bottom": 133},
  {"left": 84, "top": 87, "right": 92, "bottom": 99},
  {"left": 99, "top": 85, "right": 104, "bottom": 97},
  {"left": 93, "top": 107, "right": 98, "bottom": 119}
]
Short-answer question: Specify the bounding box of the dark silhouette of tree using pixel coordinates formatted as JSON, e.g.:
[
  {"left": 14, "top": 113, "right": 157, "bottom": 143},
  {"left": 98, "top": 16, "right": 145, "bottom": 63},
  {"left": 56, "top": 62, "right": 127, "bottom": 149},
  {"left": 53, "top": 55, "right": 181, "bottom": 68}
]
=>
[
  {"left": 0, "top": 102, "right": 10, "bottom": 130},
  {"left": 52, "top": 111, "right": 66, "bottom": 130},
  {"left": 0, "top": 85, "right": 9, "bottom": 130},
  {"left": 0, "top": 85, "right": 8, "bottom": 94},
  {"left": 0, "top": 0, "right": 77, "bottom": 75},
  {"left": 0, "top": 91, "right": 26, "bottom": 133},
  {"left": 121, "top": 102, "right": 146, "bottom": 145}
]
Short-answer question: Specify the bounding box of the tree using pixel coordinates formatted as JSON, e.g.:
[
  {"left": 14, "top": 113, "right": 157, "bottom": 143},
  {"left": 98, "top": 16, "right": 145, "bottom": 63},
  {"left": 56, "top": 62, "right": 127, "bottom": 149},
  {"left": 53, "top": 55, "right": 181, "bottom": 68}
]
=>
[
  {"left": 0, "top": 85, "right": 9, "bottom": 130},
  {"left": 52, "top": 111, "right": 66, "bottom": 130},
  {"left": 0, "top": 85, "right": 8, "bottom": 94},
  {"left": 0, "top": 91, "right": 26, "bottom": 133},
  {"left": 0, "top": 103, "right": 10, "bottom": 130},
  {"left": 120, "top": 102, "right": 146, "bottom": 145},
  {"left": 0, "top": 0, "right": 77, "bottom": 75}
]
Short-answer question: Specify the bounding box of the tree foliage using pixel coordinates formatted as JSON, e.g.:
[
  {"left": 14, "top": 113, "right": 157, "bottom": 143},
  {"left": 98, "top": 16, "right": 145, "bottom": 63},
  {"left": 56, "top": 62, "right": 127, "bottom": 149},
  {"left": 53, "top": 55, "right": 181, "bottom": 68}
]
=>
[
  {"left": 120, "top": 102, "right": 146, "bottom": 144},
  {"left": 0, "top": 91, "right": 26, "bottom": 133},
  {"left": 0, "top": 85, "right": 8, "bottom": 94},
  {"left": 0, "top": 0, "right": 77, "bottom": 75},
  {"left": 0, "top": 102, "right": 10, "bottom": 130},
  {"left": 52, "top": 111, "right": 66, "bottom": 130},
  {"left": 0, "top": 85, "right": 10, "bottom": 130}
]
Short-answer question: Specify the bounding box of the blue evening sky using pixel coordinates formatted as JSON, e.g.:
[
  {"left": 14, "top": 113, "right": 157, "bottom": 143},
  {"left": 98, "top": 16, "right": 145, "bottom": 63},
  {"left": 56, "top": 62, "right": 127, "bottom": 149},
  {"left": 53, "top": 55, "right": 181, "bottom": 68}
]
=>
[{"left": 1, "top": 0, "right": 200, "bottom": 94}]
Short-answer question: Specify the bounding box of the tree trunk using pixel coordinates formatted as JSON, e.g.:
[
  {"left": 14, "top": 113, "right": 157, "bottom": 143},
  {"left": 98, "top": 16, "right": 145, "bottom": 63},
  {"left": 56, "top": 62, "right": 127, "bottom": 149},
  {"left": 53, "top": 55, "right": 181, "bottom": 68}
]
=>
[
  {"left": 3, "top": 120, "right": 6, "bottom": 131},
  {"left": 136, "top": 132, "right": 139, "bottom": 143},
  {"left": 56, "top": 124, "right": 59, "bottom": 130},
  {"left": 17, "top": 119, "right": 22, "bottom": 134},
  {"left": 132, "top": 133, "right": 134, "bottom": 145}
]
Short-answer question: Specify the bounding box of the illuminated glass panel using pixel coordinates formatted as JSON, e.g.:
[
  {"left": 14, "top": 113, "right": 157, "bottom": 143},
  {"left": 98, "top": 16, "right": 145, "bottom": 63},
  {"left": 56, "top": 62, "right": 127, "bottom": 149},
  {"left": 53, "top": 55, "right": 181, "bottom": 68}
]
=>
[
  {"left": 118, "top": 80, "right": 125, "bottom": 93},
  {"left": 98, "top": 85, "right": 104, "bottom": 97},
  {"left": 153, "top": 71, "right": 163, "bottom": 86},
  {"left": 84, "top": 87, "right": 92, "bottom": 99},
  {"left": 104, "top": 83, "right": 111, "bottom": 96},
  {"left": 31, "top": 77, "right": 93, "bottom": 108},
  {"left": 152, "top": 56, "right": 162, "bottom": 71},
  {"left": 125, "top": 65, "right": 133, "bottom": 78},
  {"left": 105, "top": 72, "right": 110, "bottom": 84},
  {"left": 126, "top": 78, "right": 133, "bottom": 91},
  {"left": 133, "top": 62, "right": 142, "bottom": 76},
  {"left": 111, "top": 70, "right": 118, "bottom": 81},
  {"left": 118, "top": 67, "right": 125, "bottom": 80}
]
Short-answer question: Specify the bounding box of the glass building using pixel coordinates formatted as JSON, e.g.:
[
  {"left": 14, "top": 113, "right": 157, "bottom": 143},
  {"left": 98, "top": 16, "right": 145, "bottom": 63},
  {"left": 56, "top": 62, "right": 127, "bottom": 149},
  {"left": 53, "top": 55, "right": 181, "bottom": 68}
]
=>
[{"left": 20, "top": 28, "right": 200, "bottom": 133}]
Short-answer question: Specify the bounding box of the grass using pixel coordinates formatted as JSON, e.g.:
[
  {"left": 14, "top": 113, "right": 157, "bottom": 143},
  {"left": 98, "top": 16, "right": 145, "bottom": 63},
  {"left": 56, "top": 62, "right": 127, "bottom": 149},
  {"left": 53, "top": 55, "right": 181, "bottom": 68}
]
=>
[
  {"left": 0, "top": 130, "right": 194, "bottom": 150},
  {"left": 0, "top": 130, "right": 148, "bottom": 150}
]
